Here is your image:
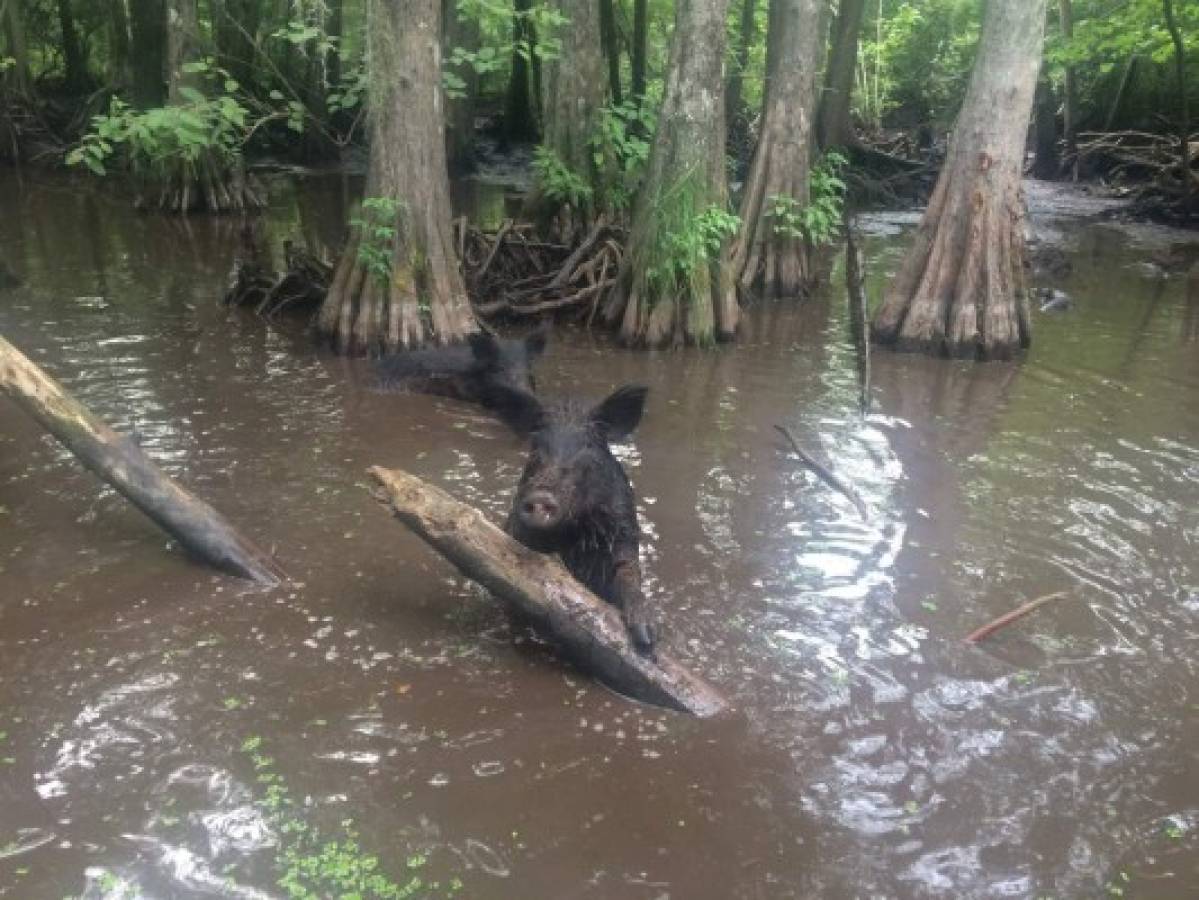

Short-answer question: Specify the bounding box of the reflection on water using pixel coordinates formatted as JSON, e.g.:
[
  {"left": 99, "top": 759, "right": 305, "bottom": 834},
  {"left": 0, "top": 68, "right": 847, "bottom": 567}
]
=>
[{"left": 2, "top": 168, "right": 1199, "bottom": 898}]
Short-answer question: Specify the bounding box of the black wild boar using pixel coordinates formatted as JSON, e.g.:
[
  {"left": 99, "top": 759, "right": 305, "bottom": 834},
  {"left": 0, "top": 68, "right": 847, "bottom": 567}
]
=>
[
  {"left": 374, "top": 329, "right": 547, "bottom": 407},
  {"left": 483, "top": 382, "right": 657, "bottom": 653}
]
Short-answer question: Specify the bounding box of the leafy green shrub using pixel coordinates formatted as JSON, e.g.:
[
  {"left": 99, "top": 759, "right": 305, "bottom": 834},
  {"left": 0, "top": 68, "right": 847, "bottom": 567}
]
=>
[
  {"left": 532, "top": 146, "right": 593, "bottom": 209},
  {"left": 66, "top": 91, "right": 248, "bottom": 178},
  {"left": 589, "top": 100, "right": 656, "bottom": 211},
  {"left": 766, "top": 151, "right": 847, "bottom": 245},
  {"left": 351, "top": 196, "right": 403, "bottom": 286},
  {"left": 645, "top": 180, "right": 741, "bottom": 300}
]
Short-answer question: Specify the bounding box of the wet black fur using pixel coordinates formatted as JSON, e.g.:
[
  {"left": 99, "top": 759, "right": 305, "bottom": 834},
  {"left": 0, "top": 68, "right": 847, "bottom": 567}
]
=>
[
  {"left": 373, "top": 329, "right": 547, "bottom": 407},
  {"left": 482, "top": 382, "right": 656, "bottom": 652}
]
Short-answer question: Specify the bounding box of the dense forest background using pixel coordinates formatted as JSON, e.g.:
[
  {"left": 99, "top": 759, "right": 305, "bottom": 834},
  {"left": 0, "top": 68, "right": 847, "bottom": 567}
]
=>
[{"left": 1, "top": 0, "right": 1196, "bottom": 354}]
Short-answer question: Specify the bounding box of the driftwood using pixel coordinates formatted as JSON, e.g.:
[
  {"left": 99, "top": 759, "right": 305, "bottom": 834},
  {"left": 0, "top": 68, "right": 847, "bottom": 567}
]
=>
[
  {"left": 964, "top": 591, "right": 1072, "bottom": 644},
  {"left": 0, "top": 333, "right": 285, "bottom": 585},
  {"left": 463, "top": 220, "right": 626, "bottom": 321},
  {"left": 775, "top": 424, "right": 870, "bottom": 521},
  {"left": 367, "top": 466, "right": 730, "bottom": 718}
]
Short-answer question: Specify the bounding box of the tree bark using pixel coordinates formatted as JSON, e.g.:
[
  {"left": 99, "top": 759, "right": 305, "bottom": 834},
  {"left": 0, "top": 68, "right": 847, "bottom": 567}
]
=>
[
  {"left": 527, "top": 0, "right": 608, "bottom": 232},
  {"left": 166, "top": 0, "right": 200, "bottom": 104},
  {"left": 107, "top": 0, "right": 131, "bottom": 87},
  {"left": 872, "top": 0, "right": 1047, "bottom": 360},
  {"left": 0, "top": 334, "right": 284, "bottom": 585},
  {"left": 504, "top": 0, "right": 539, "bottom": 140},
  {"left": 215, "top": 0, "right": 260, "bottom": 92},
  {"left": 1057, "top": 0, "right": 1076, "bottom": 168},
  {"left": 606, "top": 0, "right": 736, "bottom": 347},
  {"left": 129, "top": 0, "right": 166, "bottom": 107},
  {"left": 816, "top": 0, "right": 864, "bottom": 150},
  {"left": 1032, "top": 74, "right": 1059, "bottom": 179},
  {"left": 55, "top": 0, "right": 88, "bottom": 93},
  {"left": 631, "top": 0, "right": 647, "bottom": 101},
  {"left": 729, "top": 0, "right": 822, "bottom": 300},
  {"left": 724, "top": 0, "right": 756, "bottom": 145},
  {"left": 367, "top": 466, "right": 730, "bottom": 717},
  {"left": 599, "top": 0, "right": 621, "bottom": 104},
  {"left": 318, "top": 0, "right": 476, "bottom": 354},
  {"left": 1162, "top": 0, "right": 1193, "bottom": 202}
]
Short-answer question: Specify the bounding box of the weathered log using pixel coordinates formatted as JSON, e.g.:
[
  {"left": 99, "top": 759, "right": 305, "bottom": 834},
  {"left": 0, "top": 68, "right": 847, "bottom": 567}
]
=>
[
  {"left": 0, "top": 333, "right": 285, "bottom": 585},
  {"left": 367, "top": 465, "right": 730, "bottom": 718}
]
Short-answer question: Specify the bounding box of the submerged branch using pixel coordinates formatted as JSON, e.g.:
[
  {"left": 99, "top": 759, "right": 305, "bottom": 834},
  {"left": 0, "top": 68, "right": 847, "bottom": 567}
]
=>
[
  {"left": 964, "top": 591, "right": 1072, "bottom": 644},
  {"left": 775, "top": 424, "right": 870, "bottom": 521}
]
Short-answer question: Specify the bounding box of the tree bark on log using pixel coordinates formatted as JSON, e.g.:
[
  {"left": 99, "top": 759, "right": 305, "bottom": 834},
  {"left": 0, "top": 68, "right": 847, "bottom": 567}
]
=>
[
  {"left": 871, "top": 0, "right": 1046, "bottom": 360},
  {"left": 0, "top": 333, "right": 285, "bottom": 585},
  {"left": 367, "top": 466, "right": 730, "bottom": 717}
]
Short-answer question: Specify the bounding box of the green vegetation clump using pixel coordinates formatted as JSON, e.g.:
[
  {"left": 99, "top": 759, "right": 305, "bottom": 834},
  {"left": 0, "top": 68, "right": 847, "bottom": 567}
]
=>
[
  {"left": 240, "top": 735, "right": 465, "bottom": 900},
  {"left": 766, "top": 150, "right": 848, "bottom": 245}
]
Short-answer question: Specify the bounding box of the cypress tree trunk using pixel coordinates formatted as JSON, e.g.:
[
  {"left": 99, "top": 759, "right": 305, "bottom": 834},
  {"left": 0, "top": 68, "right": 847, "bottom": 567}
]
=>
[
  {"left": 215, "top": 0, "right": 260, "bottom": 91},
  {"left": 729, "top": 0, "right": 822, "bottom": 300},
  {"left": 166, "top": 0, "right": 200, "bottom": 104},
  {"left": 816, "top": 0, "right": 864, "bottom": 150},
  {"left": 55, "top": 0, "right": 88, "bottom": 93},
  {"left": 1032, "top": 75, "right": 1059, "bottom": 179},
  {"left": 1162, "top": 0, "right": 1193, "bottom": 204},
  {"left": 444, "top": 0, "right": 479, "bottom": 172},
  {"left": 527, "top": 0, "right": 608, "bottom": 234},
  {"left": 1057, "top": 0, "right": 1076, "bottom": 167},
  {"left": 129, "top": 0, "right": 166, "bottom": 107},
  {"left": 107, "top": 0, "right": 131, "bottom": 87},
  {"left": 631, "top": 0, "right": 647, "bottom": 101},
  {"left": 872, "top": 0, "right": 1048, "bottom": 360},
  {"left": 606, "top": 0, "right": 736, "bottom": 347},
  {"left": 599, "top": 0, "right": 621, "bottom": 104},
  {"left": 318, "top": 0, "right": 476, "bottom": 354},
  {"left": 724, "top": 0, "right": 756, "bottom": 146},
  {"left": 504, "top": 0, "right": 538, "bottom": 140}
]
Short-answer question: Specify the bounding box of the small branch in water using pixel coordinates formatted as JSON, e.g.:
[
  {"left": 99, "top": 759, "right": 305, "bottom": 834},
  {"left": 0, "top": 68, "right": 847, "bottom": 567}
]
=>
[
  {"left": 774, "top": 424, "right": 870, "bottom": 521},
  {"left": 964, "top": 591, "right": 1071, "bottom": 644}
]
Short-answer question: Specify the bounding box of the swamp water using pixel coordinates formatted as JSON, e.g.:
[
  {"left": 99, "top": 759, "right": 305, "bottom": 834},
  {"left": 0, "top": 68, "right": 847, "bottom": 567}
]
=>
[{"left": 1, "top": 169, "right": 1198, "bottom": 898}]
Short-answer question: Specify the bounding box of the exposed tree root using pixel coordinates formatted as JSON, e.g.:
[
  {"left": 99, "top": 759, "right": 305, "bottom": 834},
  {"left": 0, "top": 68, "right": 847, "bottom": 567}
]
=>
[
  {"left": 223, "top": 223, "right": 333, "bottom": 318},
  {"left": 133, "top": 155, "right": 265, "bottom": 214},
  {"left": 462, "top": 217, "right": 627, "bottom": 324}
]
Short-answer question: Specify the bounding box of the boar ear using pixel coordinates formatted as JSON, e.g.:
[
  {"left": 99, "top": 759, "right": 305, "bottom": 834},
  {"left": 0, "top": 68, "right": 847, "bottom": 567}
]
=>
[
  {"left": 590, "top": 385, "right": 648, "bottom": 442},
  {"left": 524, "top": 326, "right": 549, "bottom": 359},
  {"left": 482, "top": 384, "right": 546, "bottom": 437},
  {"left": 467, "top": 331, "right": 501, "bottom": 368}
]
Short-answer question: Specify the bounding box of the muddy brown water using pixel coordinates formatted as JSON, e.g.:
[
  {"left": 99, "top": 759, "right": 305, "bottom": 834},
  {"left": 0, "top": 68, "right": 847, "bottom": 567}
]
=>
[{"left": 2, "top": 168, "right": 1198, "bottom": 899}]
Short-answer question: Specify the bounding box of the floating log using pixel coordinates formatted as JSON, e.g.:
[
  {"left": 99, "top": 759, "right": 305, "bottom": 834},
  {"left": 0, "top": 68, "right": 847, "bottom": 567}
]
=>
[
  {"left": 0, "top": 333, "right": 285, "bottom": 585},
  {"left": 367, "top": 465, "right": 730, "bottom": 718}
]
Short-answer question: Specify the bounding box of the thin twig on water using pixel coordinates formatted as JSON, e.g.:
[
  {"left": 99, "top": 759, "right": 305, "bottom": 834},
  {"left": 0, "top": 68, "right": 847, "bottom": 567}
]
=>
[
  {"left": 774, "top": 424, "right": 870, "bottom": 521},
  {"left": 964, "top": 591, "right": 1072, "bottom": 644}
]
